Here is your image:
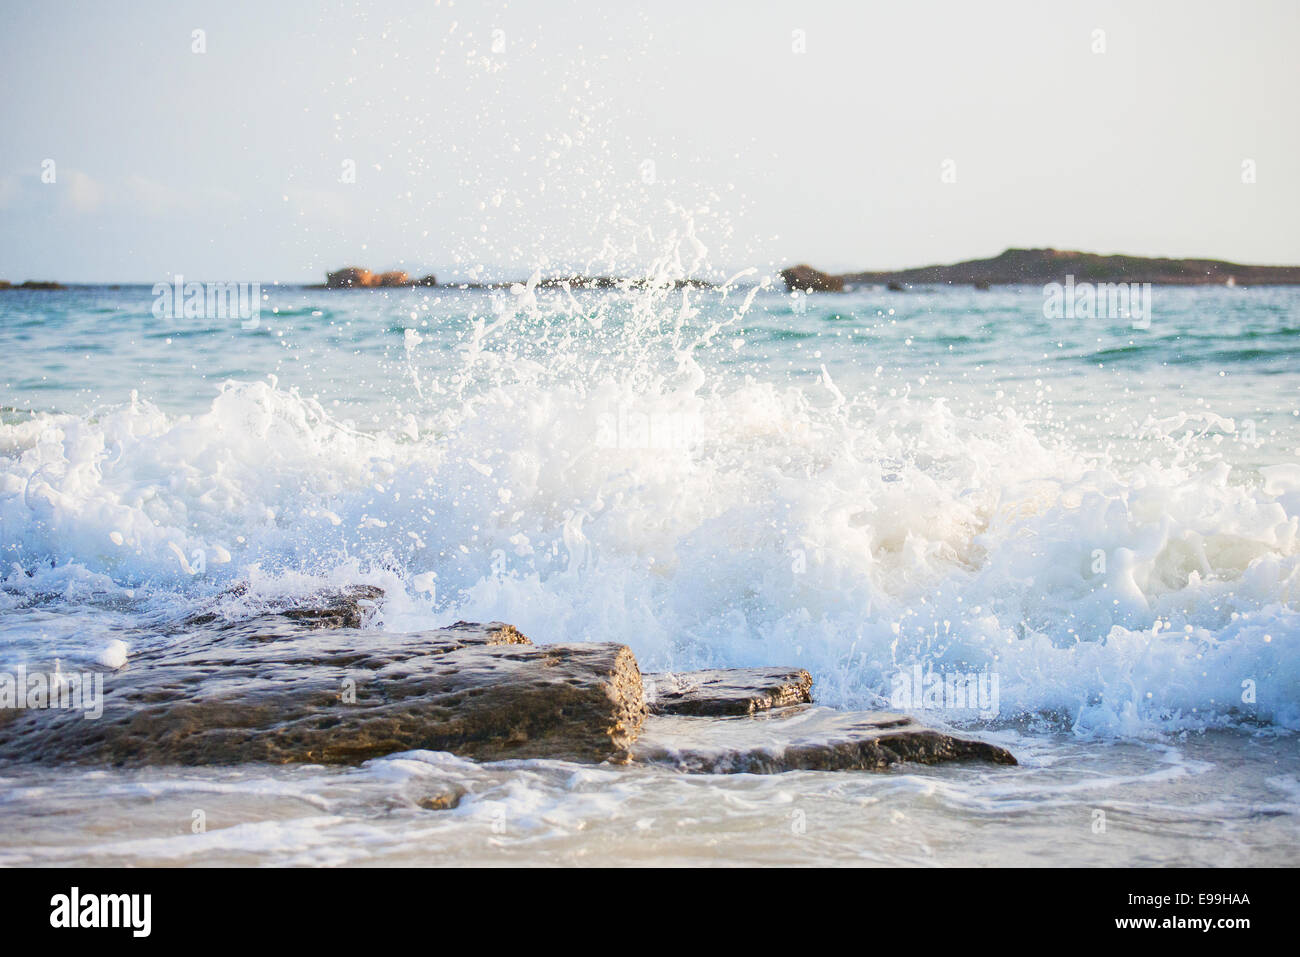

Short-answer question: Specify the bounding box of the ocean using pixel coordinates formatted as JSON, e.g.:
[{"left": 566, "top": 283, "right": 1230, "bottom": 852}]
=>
[{"left": 1, "top": 278, "right": 1297, "bottom": 865}]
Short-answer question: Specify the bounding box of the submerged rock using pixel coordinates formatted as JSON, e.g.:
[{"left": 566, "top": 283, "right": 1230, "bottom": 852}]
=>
[
  {"left": 644, "top": 667, "right": 812, "bottom": 716},
  {"left": 0, "top": 620, "right": 646, "bottom": 767},
  {"left": 633, "top": 707, "right": 1016, "bottom": 773}
]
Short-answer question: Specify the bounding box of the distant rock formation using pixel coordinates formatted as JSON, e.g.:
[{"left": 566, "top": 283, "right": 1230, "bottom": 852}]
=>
[
  {"left": 322, "top": 267, "right": 437, "bottom": 289},
  {"left": 319, "top": 267, "right": 711, "bottom": 291},
  {"left": 780, "top": 264, "right": 845, "bottom": 292},
  {"left": 0, "top": 280, "right": 65, "bottom": 290},
  {"left": 781, "top": 248, "right": 1300, "bottom": 291},
  {"left": 324, "top": 267, "right": 376, "bottom": 288}
]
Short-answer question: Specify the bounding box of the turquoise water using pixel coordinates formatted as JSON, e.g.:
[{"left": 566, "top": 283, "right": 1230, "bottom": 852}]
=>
[{"left": 1, "top": 280, "right": 1298, "bottom": 865}]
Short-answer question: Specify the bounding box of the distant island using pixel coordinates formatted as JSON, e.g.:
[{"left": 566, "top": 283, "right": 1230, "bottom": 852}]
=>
[{"left": 780, "top": 248, "right": 1300, "bottom": 292}]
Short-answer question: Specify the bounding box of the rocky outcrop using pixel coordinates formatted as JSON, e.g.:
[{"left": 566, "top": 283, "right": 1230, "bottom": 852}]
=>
[
  {"left": 0, "top": 619, "right": 646, "bottom": 767},
  {"left": 185, "top": 584, "right": 384, "bottom": 629},
  {"left": 633, "top": 707, "right": 1016, "bottom": 773},
  {"left": 323, "top": 268, "right": 435, "bottom": 289},
  {"left": 0, "top": 587, "right": 1013, "bottom": 773},
  {"left": 535, "top": 275, "right": 714, "bottom": 290},
  {"left": 318, "top": 271, "right": 711, "bottom": 291},
  {"left": 324, "top": 267, "right": 376, "bottom": 288},
  {"left": 0, "top": 280, "right": 65, "bottom": 290},
  {"left": 644, "top": 667, "right": 812, "bottom": 716},
  {"left": 780, "top": 264, "right": 845, "bottom": 293}
]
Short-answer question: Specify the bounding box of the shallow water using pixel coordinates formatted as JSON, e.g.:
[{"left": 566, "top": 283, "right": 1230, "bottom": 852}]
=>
[
  {"left": 0, "top": 733, "right": 1294, "bottom": 867},
  {"left": 1, "top": 279, "right": 1297, "bottom": 865}
]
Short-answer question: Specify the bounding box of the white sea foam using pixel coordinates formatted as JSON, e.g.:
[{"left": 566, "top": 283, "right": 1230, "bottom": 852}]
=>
[{"left": 1, "top": 279, "right": 1297, "bottom": 737}]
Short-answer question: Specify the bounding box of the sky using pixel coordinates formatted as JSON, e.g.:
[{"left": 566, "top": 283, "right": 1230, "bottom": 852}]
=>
[{"left": 1, "top": 0, "right": 1297, "bottom": 283}]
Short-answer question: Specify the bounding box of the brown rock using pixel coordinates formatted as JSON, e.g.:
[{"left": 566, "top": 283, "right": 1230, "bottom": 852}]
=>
[
  {"left": 416, "top": 787, "right": 466, "bottom": 810},
  {"left": 325, "top": 267, "right": 375, "bottom": 288},
  {"left": 376, "top": 271, "right": 410, "bottom": 287},
  {"left": 185, "top": 584, "right": 385, "bottom": 629},
  {"left": 0, "top": 621, "right": 646, "bottom": 767},
  {"left": 633, "top": 707, "right": 1016, "bottom": 773},
  {"left": 780, "top": 264, "right": 845, "bottom": 293},
  {"left": 643, "top": 667, "right": 812, "bottom": 716}
]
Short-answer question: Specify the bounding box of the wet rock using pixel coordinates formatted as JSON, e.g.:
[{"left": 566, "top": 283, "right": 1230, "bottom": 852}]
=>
[
  {"left": 416, "top": 787, "right": 466, "bottom": 811},
  {"left": 0, "top": 621, "right": 646, "bottom": 767},
  {"left": 185, "top": 584, "right": 384, "bottom": 629},
  {"left": 633, "top": 706, "right": 1016, "bottom": 773},
  {"left": 644, "top": 667, "right": 812, "bottom": 716},
  {"left": 780, "top": 264, "right": 845, "bottom": 293}
]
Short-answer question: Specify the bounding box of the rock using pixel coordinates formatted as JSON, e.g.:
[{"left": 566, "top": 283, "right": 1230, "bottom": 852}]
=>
[
  {"left": 325, "top": 267, "right": 376, "bottom": 288},
  {"left": 185, "top": 584, "right": 385, "bottom": 629},
  {"left": 780, "top": 264, "right": 845, "bottom": 293},
  {"left": 536, "top": 275, "right": 713, "bottom": 290},
  {"left": 0, "top": 620, "right": 646, "bottom": 767},
  {"left": 633, "top": 706, "right": 1016, "bottom": 773},
  {"left": 416, "top": 787, "right": 466, "bottom": 810},
  {"left": 644, "top": 667, "right": 812, "bottom": 716},
  {"left": 322, "top": 268, "right": 437, "bottom": 289},
  {"left": 0, "top": 281, "right": 11, "bottom": 289},
  {"left": 0, "top": 577, "right": 1014, "bottom": 774},
  {"left": 14, "top": 280, "right": 64, "bottom": 290}
]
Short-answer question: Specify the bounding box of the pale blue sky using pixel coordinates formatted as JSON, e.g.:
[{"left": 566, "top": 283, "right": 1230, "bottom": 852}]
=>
[{"left": 1, "top": 0, "right": 1297, "bottom": 282}]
